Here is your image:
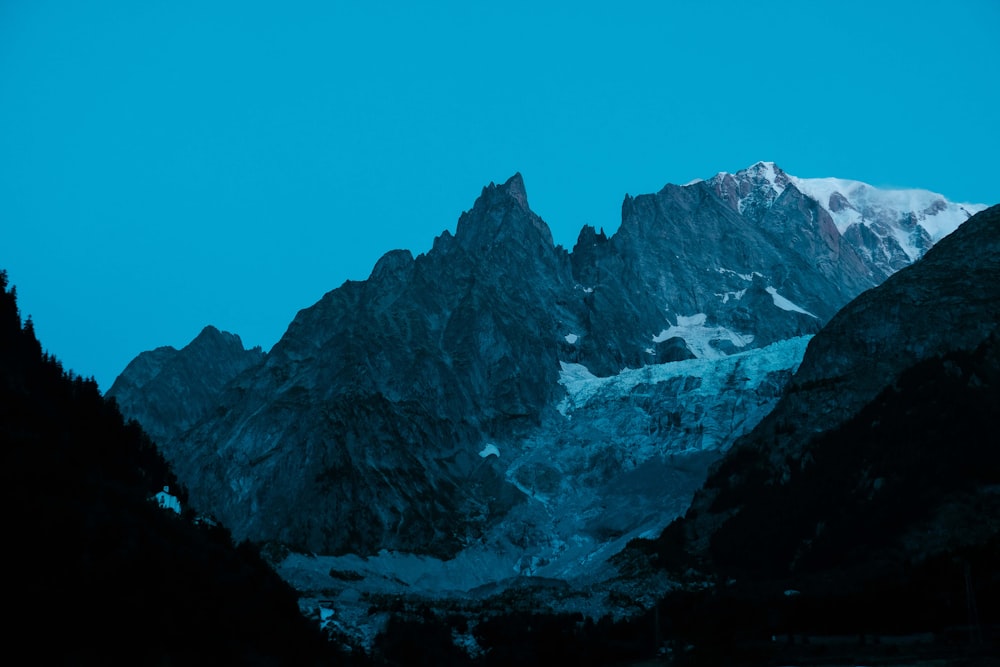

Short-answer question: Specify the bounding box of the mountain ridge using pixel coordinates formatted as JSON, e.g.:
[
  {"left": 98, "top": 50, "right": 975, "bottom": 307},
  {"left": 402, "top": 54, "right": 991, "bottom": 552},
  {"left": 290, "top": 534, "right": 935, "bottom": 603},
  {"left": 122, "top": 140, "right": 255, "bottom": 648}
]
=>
[
  {"left": 108, "top": 163, "right": 987, "bottom": 561},
  {"left": 108, "top": 324, "right": 264, "bottom": 446},
  {"left": 638, "top": 203, "right": 1000, "bottom": 570},
  {"left": 0, "top": 270, "right": 343, "bottom": 664}
]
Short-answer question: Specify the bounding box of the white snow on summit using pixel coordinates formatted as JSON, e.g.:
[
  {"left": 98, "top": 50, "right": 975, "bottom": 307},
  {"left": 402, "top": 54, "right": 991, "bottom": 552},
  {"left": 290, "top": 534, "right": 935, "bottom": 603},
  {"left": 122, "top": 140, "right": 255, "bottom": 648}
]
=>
[
  {"left": 703, "top": 162, "right": 987, "bottom": 268},
  {"left": 757, "top": 161, "right": 782, "bottom": 195},
  {"left": 788, "top": 173, "right": 986, "bottom": 243}
]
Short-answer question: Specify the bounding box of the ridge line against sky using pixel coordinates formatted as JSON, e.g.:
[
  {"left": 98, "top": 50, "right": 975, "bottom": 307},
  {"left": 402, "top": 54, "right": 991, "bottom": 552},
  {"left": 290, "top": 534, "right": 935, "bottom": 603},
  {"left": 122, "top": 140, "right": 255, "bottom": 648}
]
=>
[{"left": 2, "top": 0, "right": 998, "bottom": 391}]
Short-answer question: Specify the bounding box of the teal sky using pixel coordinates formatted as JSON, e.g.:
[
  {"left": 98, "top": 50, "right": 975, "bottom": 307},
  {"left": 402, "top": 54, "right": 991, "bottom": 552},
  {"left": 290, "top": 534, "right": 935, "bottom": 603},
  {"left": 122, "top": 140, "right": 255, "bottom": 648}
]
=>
[{"left": 2, "top": 1, "right": 998, "bottom": 390}]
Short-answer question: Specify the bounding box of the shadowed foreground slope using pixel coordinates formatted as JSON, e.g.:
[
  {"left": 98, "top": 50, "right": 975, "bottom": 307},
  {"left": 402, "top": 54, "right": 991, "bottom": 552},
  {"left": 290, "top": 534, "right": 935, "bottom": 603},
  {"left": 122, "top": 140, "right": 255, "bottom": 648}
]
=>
[
  {"left": 0, "top": 270, "right": 347, "bottom": 665},
  {"left": 619, "top": 205, "right": 1000, "bottom": 664}
]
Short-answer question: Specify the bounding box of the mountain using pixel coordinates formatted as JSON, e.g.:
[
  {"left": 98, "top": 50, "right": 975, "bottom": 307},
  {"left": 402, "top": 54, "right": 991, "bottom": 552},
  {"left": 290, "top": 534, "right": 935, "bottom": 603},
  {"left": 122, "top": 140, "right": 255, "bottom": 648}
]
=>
[
  {"left": 107, "top": 325, "right": 264, "bottom": 446},
  {"left": 713, "top": 200, "right": 1000, "bottom": 487},
  {"left": 0, "top": 270, "right": 342, "bottom": 664},
  {"left": 709, "top": 161, "right": 983, "bottom": 280},
  {"left": 108, "top": 164, "right": 985, "bottom": 570},
  {"left": 600, "top": 206, "right": 1000, "bottom": 665},
  {"left": 626, "top": 205, "right": 1000, "bottom": 650}
]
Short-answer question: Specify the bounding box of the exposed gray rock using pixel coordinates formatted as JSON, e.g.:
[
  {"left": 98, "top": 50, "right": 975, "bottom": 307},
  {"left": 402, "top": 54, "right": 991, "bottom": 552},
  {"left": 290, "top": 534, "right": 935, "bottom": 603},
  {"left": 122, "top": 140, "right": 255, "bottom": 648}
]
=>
[
  {"left": 675, "top": 204, "right": 1000, "bottom": 554},
  {"left": 107, "top": 325, "right": 263, "bottom": 446},
  {"left": 156, "top": 174, "right": 580, "bottom": 556},
  {"left": 110, "top": 166, "right": 984, "bottom": 560},
  {"left": 754, "top": 203, "right": 1000, "bottom": 467},
  {"left": 570, "top": 173, "right": 875, "bottom": 375}
]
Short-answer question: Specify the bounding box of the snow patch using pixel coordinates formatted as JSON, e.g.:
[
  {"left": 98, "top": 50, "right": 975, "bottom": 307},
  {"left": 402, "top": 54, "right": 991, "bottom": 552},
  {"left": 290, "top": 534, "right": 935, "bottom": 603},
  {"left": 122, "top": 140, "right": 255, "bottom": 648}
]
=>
[
  {"left": 564, "top": 333, "right": 579, "bottom": 344},
  {"left": 717, "top": 267, "right": 757, "bottom": 282},
  {"left": 651, "top": 313, "right": 753, "bottom": 359},
  {"left": 755, "top": 161, "right": 783, "bottom": 195},
  {"left": 890, "top": 226, "right": 921, "bottom": 262},
  {"left": 716, "top": 288, "right": 747, "bottom": 304},
  {"left": 765, "top": 287, "right": 818, "bottom": 319},
  {"left": 557, "top": 362, "right": 600, "bottom": 415},
  {"left": 674, "top": 313, "right": 706, "bottom": 327},
  {"left": 479, "top": 443, "right": 500, "bottom": 459}
]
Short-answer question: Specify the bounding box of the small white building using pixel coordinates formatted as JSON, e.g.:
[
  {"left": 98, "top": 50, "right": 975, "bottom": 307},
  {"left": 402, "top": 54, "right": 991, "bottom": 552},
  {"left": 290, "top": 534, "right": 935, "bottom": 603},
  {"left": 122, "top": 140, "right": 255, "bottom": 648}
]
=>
[{"left": 154, "top": 485, "right": 181, "bottom": 514}]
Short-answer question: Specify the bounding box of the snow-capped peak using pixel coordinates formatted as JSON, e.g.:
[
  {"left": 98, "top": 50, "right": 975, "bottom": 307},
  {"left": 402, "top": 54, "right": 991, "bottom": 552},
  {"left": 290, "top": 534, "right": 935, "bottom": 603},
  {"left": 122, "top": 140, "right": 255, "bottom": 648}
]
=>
[
  {"left": 787, "top": 173, "right": 986, "bottom": 244},
  {"left": 707, "top": 161, "right": 789, "bottom": 191},
  {"left": 746, "top": 161, "right": 786, "bottom": 196},
  {"left": 701, "top": 161, "right": 987, "bottom": 270},
  {"left": 704, "top": 161, "right": 792, "bottom": 217}
]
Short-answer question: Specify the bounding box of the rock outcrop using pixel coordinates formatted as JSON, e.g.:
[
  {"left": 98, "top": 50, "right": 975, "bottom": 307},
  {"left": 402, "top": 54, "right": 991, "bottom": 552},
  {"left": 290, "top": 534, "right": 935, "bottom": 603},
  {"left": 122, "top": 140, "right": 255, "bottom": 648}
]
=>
[
  {"left": 651, "top": 204, "right": 1000, "bottom": 572},
  {"left": 107, "top": 325, "right": 264, "bottom": 446},
  {"left": 109, "top": 166, "right": 985, "bottom": 559},
  {"left": 745, "top": 202, "right": 1000, "bottom": 470}
]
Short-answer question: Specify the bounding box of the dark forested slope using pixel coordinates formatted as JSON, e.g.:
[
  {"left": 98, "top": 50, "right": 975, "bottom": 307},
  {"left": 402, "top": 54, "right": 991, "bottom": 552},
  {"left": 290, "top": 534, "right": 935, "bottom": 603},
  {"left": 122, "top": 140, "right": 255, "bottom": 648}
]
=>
[{"left": 0, "top": 270, "right": 344, "bottom": 665}]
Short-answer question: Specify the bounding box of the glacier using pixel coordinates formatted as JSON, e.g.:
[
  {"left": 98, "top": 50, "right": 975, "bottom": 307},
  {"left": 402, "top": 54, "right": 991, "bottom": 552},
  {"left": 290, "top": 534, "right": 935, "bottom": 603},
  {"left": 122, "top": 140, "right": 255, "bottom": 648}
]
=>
[{"left": 279, "top": 336, "right": 812, "bottom": 647}]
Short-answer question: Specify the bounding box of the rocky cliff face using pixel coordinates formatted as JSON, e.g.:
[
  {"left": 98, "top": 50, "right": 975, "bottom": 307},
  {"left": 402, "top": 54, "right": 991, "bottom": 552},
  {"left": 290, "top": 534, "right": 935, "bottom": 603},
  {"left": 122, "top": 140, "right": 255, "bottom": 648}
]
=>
[
  {"left": 140, "top": 175, "right": 581, "bottom": 557},
  {"left": 743, "top": 202, "right": 1000, "bottom": 471},
  {"left": 107, "top": 325, "right": 264, "bottom": 446},
  {"left": 657, "top": 203, "right": 1000, "bottom": 566},
  {"left": 109, "top": 165, "right": 985, "bottom": 562},
  {"left": 571, "top": 172, "right": 871, "bottom": 376}
]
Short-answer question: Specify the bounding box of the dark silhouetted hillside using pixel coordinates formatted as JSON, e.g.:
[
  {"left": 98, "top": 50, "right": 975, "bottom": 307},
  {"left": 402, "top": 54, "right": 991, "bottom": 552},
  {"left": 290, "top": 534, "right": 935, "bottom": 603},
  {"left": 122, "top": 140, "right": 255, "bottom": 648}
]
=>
[
  {"left": 618, "top": 205, "right": 1000, "bottom": 664},
  {"left": 1, "top": 269, "right": 348, "bottom": 665}
]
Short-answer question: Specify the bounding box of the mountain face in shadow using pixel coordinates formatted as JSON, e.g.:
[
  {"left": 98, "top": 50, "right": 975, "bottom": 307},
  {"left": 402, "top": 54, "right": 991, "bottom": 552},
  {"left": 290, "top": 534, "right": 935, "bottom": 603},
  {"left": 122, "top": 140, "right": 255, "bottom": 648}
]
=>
[
  {"left": 109, "top": 166, "right": 983, "bottom": 559},
  {"left": 107, "top": 324, "right": 264, "bottom": 446},
  {"left": 0, "top": 271, "right": 343, "bottom": 665},
  {"left": 625, "top": 205, "right": 1000, "bottom": 648}
]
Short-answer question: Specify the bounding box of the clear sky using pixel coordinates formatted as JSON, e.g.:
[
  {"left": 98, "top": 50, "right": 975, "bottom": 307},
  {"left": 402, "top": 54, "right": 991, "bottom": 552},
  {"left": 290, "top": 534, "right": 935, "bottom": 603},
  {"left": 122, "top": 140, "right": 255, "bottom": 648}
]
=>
[{"left": 2, "top": 1, "right": 998, "bottom": 391}]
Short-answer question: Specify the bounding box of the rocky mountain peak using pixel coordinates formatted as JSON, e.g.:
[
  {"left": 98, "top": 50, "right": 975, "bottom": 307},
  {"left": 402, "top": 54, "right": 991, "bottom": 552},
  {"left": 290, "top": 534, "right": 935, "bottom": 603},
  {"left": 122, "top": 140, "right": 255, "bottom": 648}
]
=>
[
  {"left": 455, "top": 172, "right": 554, "bottom": 251},
  {"left": 706, "top": 161, "right": 793, "bottom": 222},
  {"left": 576, "top": 225, "right": 608, "bottom": 247},
  {"left": 730, "top": 160, "right": 792, "bottom": 196},
  {"left": 368, "top": 248, "right": 415, "bottom": 283},
  {"left": 106, "top": 326, "right": 264, "bottom": 445},
  {"left": 110, "top": 166, "right": 989, "bottom": 563},
  {"left": 572, "top": 224, "right": 609, "bottom": 254},
  {"left": 471, "top": 172, "right": 530, "bottom": 213},
  {"left": 502, "top": 171, "right": 529, "bottom": 209},
  {"left": 189, "top": 324, "right": 247, "bottom": 351}
]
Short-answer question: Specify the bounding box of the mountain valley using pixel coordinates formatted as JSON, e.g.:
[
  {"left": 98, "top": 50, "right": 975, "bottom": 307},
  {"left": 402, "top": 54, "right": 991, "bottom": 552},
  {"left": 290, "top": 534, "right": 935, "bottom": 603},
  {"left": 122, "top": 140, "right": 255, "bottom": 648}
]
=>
[{"left": 100, "top": 163, "right": 998, "bottom": 657}]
